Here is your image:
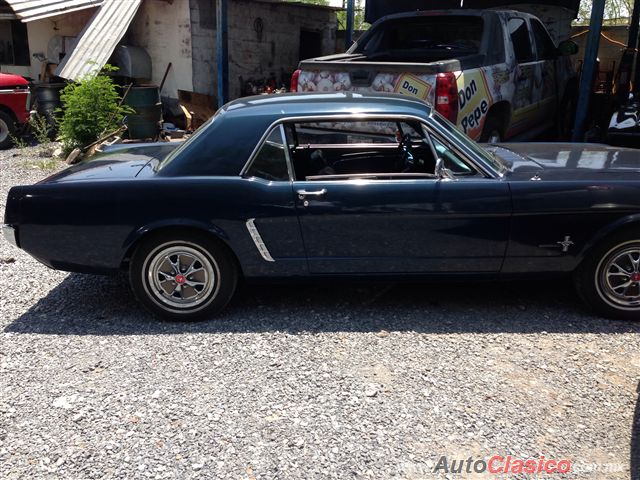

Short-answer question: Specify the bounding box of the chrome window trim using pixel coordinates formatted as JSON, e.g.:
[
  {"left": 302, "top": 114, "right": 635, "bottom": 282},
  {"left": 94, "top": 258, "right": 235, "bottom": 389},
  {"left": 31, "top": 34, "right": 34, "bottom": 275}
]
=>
[
  {"left": 240, "top": 124, "right": 294, "bottom": 182},
  {"left": 425, "top": 117, "right": 501, "bottom": 178},
  {"left": 238, "top": 113, "right": 501, "bottom": 180},
  {"left": 246, "top": 218, "right": 275, "bottom": 262},
  {"left": 425, "top": 127, "right": 483, "bottom": 177}
]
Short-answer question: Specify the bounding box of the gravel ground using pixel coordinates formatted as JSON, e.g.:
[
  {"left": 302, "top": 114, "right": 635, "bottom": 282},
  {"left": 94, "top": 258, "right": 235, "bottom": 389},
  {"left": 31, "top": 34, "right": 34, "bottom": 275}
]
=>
[{"left": 1, "top": 146, "right": 639, "bottom": 480}]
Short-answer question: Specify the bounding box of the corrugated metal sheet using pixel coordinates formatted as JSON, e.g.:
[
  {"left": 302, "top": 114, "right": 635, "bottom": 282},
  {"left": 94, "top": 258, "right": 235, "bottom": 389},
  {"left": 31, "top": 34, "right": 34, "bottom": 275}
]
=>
[
  {"left": 4, "top": 0, "right": 103, "bottom": 22},
  {"left": 55, "top": 0, "right": 142, "bottom": 81}
]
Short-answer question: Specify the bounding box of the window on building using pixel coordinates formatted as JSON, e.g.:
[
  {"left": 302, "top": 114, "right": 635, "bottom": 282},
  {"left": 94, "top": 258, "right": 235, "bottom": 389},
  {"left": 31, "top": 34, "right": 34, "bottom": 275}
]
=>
[
  {"left": 0, "top": 20, "right": 29, "bottom": 66},
  {"left": 196, "top": 0, "right": 216, "bottom": 30}
]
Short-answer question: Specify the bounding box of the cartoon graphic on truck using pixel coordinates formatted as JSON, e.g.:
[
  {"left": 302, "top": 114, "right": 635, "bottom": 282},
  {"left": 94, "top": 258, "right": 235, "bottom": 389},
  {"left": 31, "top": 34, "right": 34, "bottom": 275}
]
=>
[{"left": 291, "top": 10, "right": 579, "bottom": 142}]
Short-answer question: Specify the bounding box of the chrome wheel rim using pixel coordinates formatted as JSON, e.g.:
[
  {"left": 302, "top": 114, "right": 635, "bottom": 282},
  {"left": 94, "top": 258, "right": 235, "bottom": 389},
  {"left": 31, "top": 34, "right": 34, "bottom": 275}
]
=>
[
  {"left": 145, "top": 244, "right": 217, "bottom": 310},
  {"left": 598, "top": 244, "right": 640, "bottom": 310},
  {"left": 487, "top": 131, "right": 501, "bottom": 144}
]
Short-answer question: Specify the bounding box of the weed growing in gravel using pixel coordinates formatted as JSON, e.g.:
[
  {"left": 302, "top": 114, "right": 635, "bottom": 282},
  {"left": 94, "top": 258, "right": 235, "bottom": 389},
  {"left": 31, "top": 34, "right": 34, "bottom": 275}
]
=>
[
  {"left": 22, "top": 158, "right": 62, "bottom": 170},
  {"left": 29, "top": 114, "right": 52, "bottom": 145},
  {"left": 9, "top": 133, "right": 27, "bottom": 149}
]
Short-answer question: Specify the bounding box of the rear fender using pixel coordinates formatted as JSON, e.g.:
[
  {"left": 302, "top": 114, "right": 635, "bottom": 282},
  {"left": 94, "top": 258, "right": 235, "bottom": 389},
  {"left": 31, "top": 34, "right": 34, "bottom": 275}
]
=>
[{"left": 121, "top": 219, "right": 233, "bottom": 264}]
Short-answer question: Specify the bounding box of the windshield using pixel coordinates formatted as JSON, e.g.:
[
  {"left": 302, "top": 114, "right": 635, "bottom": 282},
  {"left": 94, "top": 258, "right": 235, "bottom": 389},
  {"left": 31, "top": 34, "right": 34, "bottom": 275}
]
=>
[
  {"left": 430, "top": 110, "right": 506, "bottom": 175},
  {"left": 158, "top": 110, "right": 222, "bottom": 170}
]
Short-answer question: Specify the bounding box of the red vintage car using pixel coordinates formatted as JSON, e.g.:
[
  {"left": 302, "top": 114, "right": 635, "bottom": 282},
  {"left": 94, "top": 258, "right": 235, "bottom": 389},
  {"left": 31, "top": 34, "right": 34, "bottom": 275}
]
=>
[{"left": 0, "top": 73, "right": 31, "bottom": 149}]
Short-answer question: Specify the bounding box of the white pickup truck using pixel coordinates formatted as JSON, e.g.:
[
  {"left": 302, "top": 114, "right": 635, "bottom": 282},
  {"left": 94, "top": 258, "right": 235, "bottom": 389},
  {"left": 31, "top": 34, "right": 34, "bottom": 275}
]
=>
[{"left": 291, "top": 9, "right": 579, "bottom": 142}]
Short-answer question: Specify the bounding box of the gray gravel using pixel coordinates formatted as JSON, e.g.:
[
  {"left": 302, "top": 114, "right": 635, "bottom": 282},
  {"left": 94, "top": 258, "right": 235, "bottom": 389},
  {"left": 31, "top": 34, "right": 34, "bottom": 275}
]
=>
[{"left": 1, "top": 146, "right": 640, "bottom": 479}]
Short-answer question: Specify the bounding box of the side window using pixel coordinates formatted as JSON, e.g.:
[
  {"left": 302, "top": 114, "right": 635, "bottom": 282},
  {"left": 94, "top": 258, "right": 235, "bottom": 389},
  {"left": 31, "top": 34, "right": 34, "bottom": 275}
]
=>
[
  {"left": 531, "top": 20, "right": 556, "bottom": 60},
  {"left": 430, "top": 134, "right": 476, "bottom": 176},
  {"left": 287, "top": 119, "right": 436, "bottom": 180},
  {"left": 295, "top": 121, "right": 399, "bottom": 145},
  {"left": 508, "top": 18, "right": 534, "bottom": 64},
  {"left": 245, "top": 128, "right": 290, "bottom": 181}
]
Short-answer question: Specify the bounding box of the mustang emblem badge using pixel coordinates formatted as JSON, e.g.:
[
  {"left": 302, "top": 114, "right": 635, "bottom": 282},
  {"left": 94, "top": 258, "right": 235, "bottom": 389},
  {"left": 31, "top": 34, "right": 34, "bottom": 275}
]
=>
[
  {"left": 539, "top": 236, "right": 574, "bottom": 253},
  {"left": 557, "top": 236, "right": 574, "bottom": 252}
]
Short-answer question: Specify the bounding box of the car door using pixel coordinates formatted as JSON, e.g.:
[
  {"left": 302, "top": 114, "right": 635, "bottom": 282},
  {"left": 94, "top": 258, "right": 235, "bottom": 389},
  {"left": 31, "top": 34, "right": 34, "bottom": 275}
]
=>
[
  {"left": 530, "top": 18, "right": 559, "bottom": 127},
  {"left": 506, "top": 17, "right": 539, "bottom": 137},
  {"left": 286, "top": 117, "right": 512, "bottom": 274}
]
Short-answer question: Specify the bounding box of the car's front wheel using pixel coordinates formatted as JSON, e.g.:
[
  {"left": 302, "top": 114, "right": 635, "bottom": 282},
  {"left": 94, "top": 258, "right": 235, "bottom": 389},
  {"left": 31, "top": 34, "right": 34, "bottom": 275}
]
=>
[
  {"left": 575, "top": 231, "right": 640, "bottom": 320},
  {"left": 130, "top": 232, "right": 238, "bottom": 321}
]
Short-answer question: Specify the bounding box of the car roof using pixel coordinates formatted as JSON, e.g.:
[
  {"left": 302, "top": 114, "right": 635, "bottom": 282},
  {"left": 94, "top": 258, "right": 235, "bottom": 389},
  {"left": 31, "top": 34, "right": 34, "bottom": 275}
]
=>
[
  {"left": 158, "top": 93, "right": 433, "bottom": 178},
  {"left": 221, "top": 92, "right": 432, "bottom": 121}
]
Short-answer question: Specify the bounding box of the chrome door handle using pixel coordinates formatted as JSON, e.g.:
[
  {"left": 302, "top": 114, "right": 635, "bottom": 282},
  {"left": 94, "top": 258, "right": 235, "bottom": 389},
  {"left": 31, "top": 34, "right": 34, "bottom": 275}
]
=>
[{"left": 296, "top": 189, "right": 327, "bottom": 199}]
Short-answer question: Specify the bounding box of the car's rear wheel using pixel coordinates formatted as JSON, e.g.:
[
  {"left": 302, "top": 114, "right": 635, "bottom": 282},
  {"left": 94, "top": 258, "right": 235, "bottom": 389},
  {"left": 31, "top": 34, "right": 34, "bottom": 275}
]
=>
[
  {"left": 130, "top": 232, "right": 238, "bottom": 321},
  {"left": 575, "top": 231, "right": 640, "bottom": 320},
  {"left": 0, "top": 110, "right": 16, "bottom": 149}
]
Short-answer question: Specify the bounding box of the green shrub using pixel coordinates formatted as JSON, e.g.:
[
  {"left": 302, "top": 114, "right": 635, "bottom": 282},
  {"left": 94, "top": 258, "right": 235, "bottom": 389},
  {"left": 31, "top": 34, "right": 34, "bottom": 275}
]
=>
[{"left": 57, "top": 64, "right": 133, "bottom": 153}]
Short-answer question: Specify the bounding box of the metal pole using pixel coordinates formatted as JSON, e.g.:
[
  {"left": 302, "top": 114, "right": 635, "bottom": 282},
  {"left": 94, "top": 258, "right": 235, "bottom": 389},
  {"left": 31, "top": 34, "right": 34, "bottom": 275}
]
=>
[
  {"left": 633, "top": 0, "right": 640, "bottom": 95},
  {"left": 216, "top": 0, "right": 229, "bottom": 108},
  {"left": 345, "top": 0, "right": 355, "bottom": 49},
  {"left": 617, "top": 0, "right": 640, "bottom": 101},
  {"left": 572, "top": 0, "right": 606, "bottom": 142}
]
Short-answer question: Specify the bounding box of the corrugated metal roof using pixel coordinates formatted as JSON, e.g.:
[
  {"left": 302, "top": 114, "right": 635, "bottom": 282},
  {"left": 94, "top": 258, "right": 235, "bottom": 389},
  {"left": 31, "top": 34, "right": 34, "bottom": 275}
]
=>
[
  {"left": 55, "top": 0, "right": 142, "bottom": 81},
  {"left": 4, "top": 0, "right": 103, "bottom": 22}
]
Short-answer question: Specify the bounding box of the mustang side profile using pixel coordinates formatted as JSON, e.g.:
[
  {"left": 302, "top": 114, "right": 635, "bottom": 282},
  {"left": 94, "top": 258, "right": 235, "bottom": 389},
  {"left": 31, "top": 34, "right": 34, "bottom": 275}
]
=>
[{"left": 3, "top": 92, "right": 640, "bottom": 321}]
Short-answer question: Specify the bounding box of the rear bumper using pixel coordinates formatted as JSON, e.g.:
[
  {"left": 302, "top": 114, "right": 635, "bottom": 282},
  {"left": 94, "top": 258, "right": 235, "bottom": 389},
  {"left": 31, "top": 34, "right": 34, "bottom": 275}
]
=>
[{"left": 1, "top": 224, "right": 18, "bottom": 248}]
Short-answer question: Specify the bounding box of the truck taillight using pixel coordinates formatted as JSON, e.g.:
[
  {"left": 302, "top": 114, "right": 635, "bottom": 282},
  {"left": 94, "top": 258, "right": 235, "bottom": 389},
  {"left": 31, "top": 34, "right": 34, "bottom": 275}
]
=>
[
  {"left": 435, "top": 72, "right": 459, "bottom": 124},
  {"left": 290, "top": 69, "right": 301, "bottom": 92}
]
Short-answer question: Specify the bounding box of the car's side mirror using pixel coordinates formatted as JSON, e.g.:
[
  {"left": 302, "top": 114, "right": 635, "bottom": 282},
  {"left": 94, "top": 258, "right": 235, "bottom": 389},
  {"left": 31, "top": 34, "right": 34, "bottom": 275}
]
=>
[
  {"left": 435, "top": 157, "right": 455, "bottom": 181},
  {"left": 557, "top": 40, "right": 579, "bottom": 56}
]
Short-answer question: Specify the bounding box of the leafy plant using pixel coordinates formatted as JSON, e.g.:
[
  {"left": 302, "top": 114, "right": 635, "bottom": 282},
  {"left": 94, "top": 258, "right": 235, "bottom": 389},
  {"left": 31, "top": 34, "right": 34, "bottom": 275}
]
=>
[
  {"left": 57, "top": 64, "right": 133, "bottom": 154},
  {"left": 29, "top": 114, "right": 51, "bottom": 144}
]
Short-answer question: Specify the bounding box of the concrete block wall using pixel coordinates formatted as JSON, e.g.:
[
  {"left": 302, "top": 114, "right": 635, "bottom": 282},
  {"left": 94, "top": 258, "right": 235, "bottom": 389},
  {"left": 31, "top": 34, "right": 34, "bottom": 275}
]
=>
[
  {"left": 190, "top": 0, "right": 216, "bottom": 97},
  {"left": 129, "top": 0, "right": 194, "bottom": 100},
  {"left": 190, "top": 0, "right": 337, "bottom": 100}
]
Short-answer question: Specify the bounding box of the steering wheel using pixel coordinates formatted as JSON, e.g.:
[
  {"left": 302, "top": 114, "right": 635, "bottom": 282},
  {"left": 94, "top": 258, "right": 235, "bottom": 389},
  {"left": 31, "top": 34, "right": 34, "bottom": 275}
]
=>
[{"left": 398, "top": 134, "right": 415, "bottom": 169}]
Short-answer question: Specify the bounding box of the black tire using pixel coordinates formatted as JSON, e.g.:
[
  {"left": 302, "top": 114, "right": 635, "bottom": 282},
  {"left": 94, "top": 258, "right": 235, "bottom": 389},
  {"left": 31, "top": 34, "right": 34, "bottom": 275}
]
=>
[
  {"left": 574, "top": 230, "right": 640, "bottom": 321},
  {"left": 0, "top": 110, "right": 16, "bottom": 149},
  {"left": 479, "top": 115, "right": 503, "bottom": 143},
  {"left": 130, "top": 231, "right": 238, "bottom": 321}
]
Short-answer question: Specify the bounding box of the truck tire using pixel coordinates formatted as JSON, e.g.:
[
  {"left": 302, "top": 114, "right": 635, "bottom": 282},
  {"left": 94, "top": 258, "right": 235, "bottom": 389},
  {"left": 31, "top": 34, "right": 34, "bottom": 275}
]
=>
[
  {"left": 479, "top": 115, "right": 503, "bottom": 143},
  {"left": 0, "top": 110, "right": 16, "bottom": 149}
]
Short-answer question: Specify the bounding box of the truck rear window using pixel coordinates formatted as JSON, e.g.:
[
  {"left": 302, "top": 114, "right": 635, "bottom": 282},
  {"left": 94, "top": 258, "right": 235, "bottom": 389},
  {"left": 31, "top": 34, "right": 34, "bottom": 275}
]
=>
[{"left": 358, "top": 16, "right": 483, "bottom": 56}]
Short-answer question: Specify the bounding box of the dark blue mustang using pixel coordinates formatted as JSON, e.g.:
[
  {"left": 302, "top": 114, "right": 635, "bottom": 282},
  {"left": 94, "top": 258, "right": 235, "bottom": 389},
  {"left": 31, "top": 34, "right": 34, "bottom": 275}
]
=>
[{"left": 3, "top": 92, "right": 640, "bottom": 320}]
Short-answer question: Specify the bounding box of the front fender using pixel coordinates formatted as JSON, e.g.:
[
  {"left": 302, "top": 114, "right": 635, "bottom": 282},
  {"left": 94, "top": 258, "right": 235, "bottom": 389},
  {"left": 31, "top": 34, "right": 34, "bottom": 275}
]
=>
[{"left": 578, "top": 213, "right": 640, "bottom": 262}]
